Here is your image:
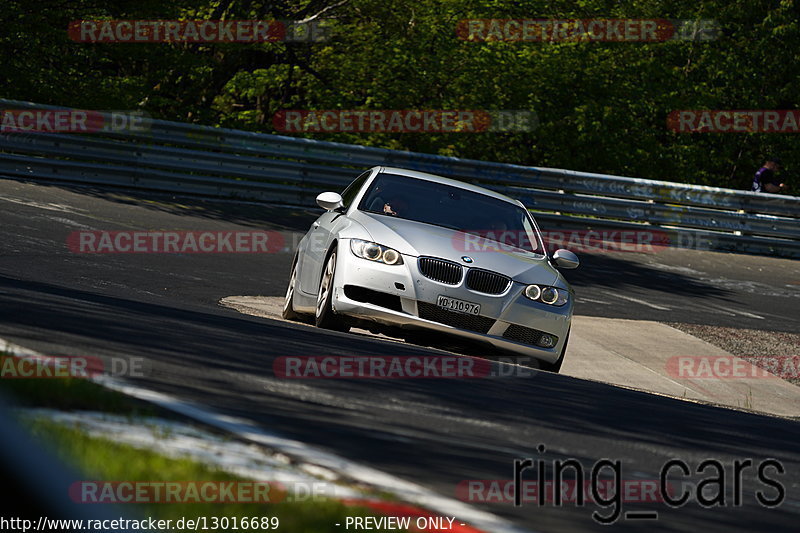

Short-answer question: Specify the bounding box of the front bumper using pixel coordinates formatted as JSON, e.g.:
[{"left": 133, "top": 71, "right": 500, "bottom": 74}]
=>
[{"left": 331, "top": 243, "right": 573, "bottom": 363}]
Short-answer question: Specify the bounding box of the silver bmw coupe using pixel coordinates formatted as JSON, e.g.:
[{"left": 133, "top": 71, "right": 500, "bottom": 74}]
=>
[{"left": 282, "top": 166, "right": 579, "bottom": 372}]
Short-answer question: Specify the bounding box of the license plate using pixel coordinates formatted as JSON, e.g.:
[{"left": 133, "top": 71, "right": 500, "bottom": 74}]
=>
[{"left": 437, "top": 295, "right": 480, "bottom": 315}]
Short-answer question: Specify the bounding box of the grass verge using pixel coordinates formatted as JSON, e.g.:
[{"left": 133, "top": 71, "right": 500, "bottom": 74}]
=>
[
  {"left": 2, "top": 351, "right": 405, "bottom": 532},
  {"left": 24, "top": 417, "right": 388, "bottom": 533}
]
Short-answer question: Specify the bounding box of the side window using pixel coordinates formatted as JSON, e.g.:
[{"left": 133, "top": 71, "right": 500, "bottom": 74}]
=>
[{"left": 340, "top": 170, "right": 371, "bottom": 209}]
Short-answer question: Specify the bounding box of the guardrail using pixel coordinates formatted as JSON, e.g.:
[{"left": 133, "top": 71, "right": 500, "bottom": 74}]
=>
[{"left": 1, "top": 99, "right": 798, "bottom": 257}]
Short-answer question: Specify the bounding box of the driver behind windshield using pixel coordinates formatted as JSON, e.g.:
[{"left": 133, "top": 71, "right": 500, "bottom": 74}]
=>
[{"left": 383, "top": 195, "right": 409, "bottom": 216}]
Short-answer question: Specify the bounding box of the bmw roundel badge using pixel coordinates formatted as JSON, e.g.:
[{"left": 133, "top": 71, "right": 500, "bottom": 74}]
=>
[{"left": 461, "top": 256, "right": 474, "bottom": 263}]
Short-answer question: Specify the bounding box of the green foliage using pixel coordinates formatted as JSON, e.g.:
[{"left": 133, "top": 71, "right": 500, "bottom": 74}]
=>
[{"left": 1, "top": 0, "right": 797, "bottom": 192}]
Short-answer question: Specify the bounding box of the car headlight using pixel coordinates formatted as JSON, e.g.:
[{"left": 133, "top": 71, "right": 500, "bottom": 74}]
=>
[
  {"left": 523, "top": 284, "right": 569, "bottom": 306},
  {"left": 350, "top": 239, "right": 404, "bottom": 265}
]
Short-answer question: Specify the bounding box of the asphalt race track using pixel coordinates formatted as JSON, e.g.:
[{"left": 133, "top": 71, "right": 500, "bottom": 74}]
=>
[{"left": 1, "top": 177, "right": 799, "bottom": 532}]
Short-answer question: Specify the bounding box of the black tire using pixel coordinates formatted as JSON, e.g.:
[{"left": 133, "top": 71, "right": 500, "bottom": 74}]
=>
[
  {"left": 315, "top": 250, "right": 349, "bottom": 331},
  {"left": 281, "top": 254, "right": 301, "bottom": 320},
  {"left": 539, "top": 328, "right": 569, "bottom": 373}
]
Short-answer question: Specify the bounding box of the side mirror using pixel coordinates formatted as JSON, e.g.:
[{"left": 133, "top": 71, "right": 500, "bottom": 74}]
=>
[
  {"left": 316, "top": 192, "right": 344, "bottom": 211},
  {"left": 552, "top": 249, "right": 579, "bottom": 269}
]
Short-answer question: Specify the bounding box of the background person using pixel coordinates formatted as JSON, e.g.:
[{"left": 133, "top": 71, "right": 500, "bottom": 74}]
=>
[{"left": 751, "top": 157, "right": 785, "bottom": 193}]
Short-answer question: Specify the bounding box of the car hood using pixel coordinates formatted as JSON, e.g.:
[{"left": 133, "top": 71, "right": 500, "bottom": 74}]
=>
[{"left": 349, "top": 211, "right": 561, "bottom": 286}]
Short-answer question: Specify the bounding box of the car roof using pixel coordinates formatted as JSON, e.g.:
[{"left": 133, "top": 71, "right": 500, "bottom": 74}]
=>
[{"left": 377, "top": 166, "right": 524, "bottom": 208}]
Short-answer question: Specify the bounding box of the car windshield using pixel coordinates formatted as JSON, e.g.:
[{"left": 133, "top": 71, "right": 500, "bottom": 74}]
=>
[{"left": 358, "top": 173, "right": 543, "bottom": 254}]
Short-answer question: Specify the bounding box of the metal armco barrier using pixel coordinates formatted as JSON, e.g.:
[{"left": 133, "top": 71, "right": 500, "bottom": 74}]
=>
[{"left": 1, "top": 99, "right": 798, "bottom": 257}]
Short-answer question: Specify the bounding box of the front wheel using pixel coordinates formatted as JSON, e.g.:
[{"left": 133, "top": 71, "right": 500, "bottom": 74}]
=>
[
  {"left": 539, "top": 328, "right": 569, "bottom": 373},
  {"left": 315, "top": 250, "right": 349, "bottom": 331}
]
